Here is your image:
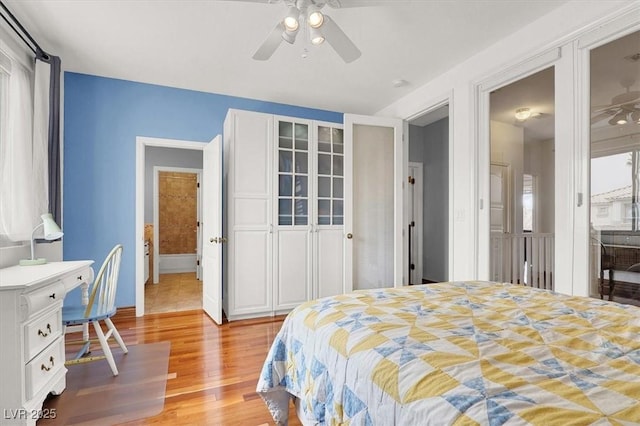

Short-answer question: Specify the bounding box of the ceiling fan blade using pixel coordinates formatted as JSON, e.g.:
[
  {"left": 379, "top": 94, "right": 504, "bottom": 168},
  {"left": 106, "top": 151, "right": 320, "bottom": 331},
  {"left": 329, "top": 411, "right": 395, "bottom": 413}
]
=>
[
  {"left": 217, "top": 0, "right": 281, "bottom": 4},
  {"left": 325, "top": 0, "right": 396, "bottom": 8},
  {"left": 253, "top": 22, "right": 285, "bottom": 61},
  {"left": 591, "top": 112, "right": 613, "bottom": 124},
  {"left": 322, "top": 15, "right": 361, "bottom": 63}
]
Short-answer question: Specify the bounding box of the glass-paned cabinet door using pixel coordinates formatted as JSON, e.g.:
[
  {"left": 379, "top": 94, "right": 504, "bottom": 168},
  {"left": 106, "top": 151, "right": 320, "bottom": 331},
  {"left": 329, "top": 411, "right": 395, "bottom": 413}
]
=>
[
  {"left": 278, "top": 120, "right": 309, "bottom": 226},
  {"left": 317, "top": 125, "right": 344, "bottom": 226}
]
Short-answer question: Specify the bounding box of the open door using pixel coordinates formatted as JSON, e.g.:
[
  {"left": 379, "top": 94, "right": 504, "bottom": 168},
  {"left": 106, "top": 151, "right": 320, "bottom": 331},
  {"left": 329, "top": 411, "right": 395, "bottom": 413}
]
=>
[
  {"left": 344, "top": 114, "right": 404, "bottom": 291},
  {"left": 202, "top": 135, "right": 223, "bottom": 324}
]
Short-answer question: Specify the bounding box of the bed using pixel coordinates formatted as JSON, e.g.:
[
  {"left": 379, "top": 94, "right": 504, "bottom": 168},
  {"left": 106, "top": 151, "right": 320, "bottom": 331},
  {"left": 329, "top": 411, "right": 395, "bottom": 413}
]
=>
[{"left": 256, "top": 281, "right": 640, "bottom": 425}]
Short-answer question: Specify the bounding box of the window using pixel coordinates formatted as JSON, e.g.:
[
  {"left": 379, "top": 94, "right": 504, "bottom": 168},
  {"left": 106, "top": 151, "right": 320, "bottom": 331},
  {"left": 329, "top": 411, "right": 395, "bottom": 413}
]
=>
[{"left": 0, "top": 43, "right": 43, "bottom": 245}]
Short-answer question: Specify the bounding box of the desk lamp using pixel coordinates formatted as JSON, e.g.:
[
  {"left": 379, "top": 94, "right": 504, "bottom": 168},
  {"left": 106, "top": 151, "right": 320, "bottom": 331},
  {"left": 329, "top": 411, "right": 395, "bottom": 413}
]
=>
[{"left": 19, "top": 213, "right": 63, "bottom": 266}]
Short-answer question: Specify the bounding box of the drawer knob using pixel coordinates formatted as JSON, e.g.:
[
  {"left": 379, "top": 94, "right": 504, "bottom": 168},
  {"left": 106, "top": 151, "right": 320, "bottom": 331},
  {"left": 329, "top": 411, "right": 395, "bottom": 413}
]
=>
[
  {"left": 77, "top": 275, "right": 83, "bottom": 280},
  {"left": 49, "top": 293, "right": 56, "bottom": 299},
  {"left": 38, "top": 324, "right": 52, "bottom": 337},
  {"left": 41, "top": 356, "right": 55, "bottom": 371}
]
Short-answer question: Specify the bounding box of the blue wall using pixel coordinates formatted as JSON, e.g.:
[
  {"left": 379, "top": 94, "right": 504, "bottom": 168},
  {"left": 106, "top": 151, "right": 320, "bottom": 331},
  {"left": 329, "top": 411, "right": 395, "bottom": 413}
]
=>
[{"left": 63, "top": 72, "right": 342, "bottom": 307}]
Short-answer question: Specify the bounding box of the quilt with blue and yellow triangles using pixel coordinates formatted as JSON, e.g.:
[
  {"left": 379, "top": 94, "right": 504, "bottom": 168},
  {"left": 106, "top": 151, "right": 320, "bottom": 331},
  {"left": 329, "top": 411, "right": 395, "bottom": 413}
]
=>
[{"left": 257, "top": 281, "right": 640, "bottom": 425}]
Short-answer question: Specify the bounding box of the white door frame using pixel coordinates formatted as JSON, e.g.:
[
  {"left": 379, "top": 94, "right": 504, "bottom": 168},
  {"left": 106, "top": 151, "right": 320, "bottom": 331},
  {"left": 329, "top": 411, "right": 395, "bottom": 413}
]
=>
[
  {"left": 135, "top": 137, "right": 208, "bottom": 317},
  {"left": 408, "top": 162, "right": 423, "bottom": 284},
  {"left": 153, "top": 166, "right": 202, "bottom": 283},
  {"left": 474, "top": 48, "right": 568, "bottom": 291}
]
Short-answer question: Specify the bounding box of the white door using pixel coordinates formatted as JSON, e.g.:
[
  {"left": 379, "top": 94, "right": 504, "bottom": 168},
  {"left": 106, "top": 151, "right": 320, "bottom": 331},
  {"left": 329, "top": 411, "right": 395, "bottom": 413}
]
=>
[
  {"left": 196, "top": 173, "right": 203, "bottom": 280},
  {"left": 202, "top": 135, "right": 223, "bottom": 324},
  {"left": 314, "top": 122, "right": 346, "bottom": 298},
  {"left": 344, "top": 114, "right": 404, "bottom": 291}
]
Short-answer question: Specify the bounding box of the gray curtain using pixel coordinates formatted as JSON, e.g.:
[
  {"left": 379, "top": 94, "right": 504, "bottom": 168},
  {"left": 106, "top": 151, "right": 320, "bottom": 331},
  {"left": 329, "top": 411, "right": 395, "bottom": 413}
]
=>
[{"left": 36, "top": 52, "right": 61, "bottom": 224}]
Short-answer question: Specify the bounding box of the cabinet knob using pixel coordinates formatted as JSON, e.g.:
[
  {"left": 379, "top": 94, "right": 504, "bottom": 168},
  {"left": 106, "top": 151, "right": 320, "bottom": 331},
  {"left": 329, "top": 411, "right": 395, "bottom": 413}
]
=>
[
  {"left": 210, "top": 237, "right": 218, "bottom": 243},
  {"left": 49, "top": 293, "right": 56, "bottom": 299},
  {"left": 346, "top": 233, "right": 353, "bottom": 239}
]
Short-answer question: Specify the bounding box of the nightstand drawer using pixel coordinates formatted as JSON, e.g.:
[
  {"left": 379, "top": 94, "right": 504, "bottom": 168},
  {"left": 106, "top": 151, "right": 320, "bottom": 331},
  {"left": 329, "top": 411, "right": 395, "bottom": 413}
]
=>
[
  {"left": 25, "top": 336, "right": 64, "bottom": 400},
  {"left": 20, "top": 281, "right": 65, "bottom": 320},
  {"left": 24, "top": 308, "right": 62, "bottom": 363}
]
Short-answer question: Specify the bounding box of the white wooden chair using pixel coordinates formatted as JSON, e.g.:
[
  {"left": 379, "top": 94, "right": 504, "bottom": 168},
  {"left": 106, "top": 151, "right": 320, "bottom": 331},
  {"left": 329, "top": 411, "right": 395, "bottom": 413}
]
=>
[{"left": 62, "top": 244, "right": 128, "bottom": 376}]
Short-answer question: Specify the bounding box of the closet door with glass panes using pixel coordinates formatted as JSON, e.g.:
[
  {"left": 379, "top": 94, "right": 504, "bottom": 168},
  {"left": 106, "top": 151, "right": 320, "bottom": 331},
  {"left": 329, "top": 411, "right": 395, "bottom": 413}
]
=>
[
  {"left": 274, "top": 118, "right": 313, "bottom": 310},
  {"left": 314, "top": 123, "right": 346, "bottom": 298}
]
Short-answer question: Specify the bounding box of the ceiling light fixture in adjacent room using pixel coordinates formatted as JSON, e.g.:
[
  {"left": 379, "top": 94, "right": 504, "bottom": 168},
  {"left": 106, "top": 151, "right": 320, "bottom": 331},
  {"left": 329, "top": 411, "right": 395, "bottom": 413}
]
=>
[{"left": 515, "top": 107, "right": 532, "bottom": 121}]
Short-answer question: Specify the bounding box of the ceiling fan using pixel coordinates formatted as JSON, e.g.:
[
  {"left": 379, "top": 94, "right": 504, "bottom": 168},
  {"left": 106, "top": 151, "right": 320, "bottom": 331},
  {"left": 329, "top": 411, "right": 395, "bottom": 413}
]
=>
[
  {"left": 591, "top": 85, "right": 640, "bottom": 126},
  {"left": 228, "top": 0, "right": 362, "bottom": 63}
]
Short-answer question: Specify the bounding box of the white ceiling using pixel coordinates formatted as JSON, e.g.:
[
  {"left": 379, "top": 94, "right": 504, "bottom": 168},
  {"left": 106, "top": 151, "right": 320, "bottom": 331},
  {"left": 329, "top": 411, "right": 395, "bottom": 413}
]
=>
[
  {"left": 490, "top": 67, "right": 555, "bottom": 142},
  {"left": 5, "top": 0, "right": 569, "bottom": 115}
]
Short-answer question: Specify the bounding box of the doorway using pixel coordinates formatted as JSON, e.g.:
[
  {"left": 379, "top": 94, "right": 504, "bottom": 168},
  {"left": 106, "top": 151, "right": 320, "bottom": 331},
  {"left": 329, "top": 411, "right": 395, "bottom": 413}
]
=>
[
  {"left": 588, "top": 30, "right": 640, "bottom": 306},
  {"left": 407, "top": 105, "right": 450, "bottom": 284},
  {"left": 488, "top": 67, "right": 555, "bottom": 288},
  {"left": 146, "top": 149, "right": 203, "bottom": 313},
  {"left": 146, "top": 166, "right": 203, "bottom": 313},
  {"left": 135, "top": 138, "right": 211, "bottom": 317}
]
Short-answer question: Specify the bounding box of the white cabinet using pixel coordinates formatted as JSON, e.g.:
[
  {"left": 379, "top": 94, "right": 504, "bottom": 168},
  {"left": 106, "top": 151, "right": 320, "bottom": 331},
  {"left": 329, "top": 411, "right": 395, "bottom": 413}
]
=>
[
  {"left": 0, "top": 261, "right": 94, "bottom": 426},
  {"left": 223, "top": 110, "right": 273, "bottom": 319},
  {"left": 223, "top": 109, "right": 346, "bottom": 320}
]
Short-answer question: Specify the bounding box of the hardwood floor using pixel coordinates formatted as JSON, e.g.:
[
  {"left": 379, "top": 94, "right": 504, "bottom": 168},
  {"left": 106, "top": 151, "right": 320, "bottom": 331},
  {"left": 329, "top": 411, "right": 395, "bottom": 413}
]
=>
[
  {"left": 43, "top": 309, "right": 300, "bottom": 425},
  {"left": 145, "top": 273, "right": 202, "bottom": 313}
]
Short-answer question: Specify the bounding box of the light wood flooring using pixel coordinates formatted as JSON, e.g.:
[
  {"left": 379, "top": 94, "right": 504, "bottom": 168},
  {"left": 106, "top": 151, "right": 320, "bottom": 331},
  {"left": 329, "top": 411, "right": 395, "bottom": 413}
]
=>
[
  {"left": 145, "top": 273, "right": 202, "bottom": 313},
  {"left": 42, "top": 309, "right": 300, "bottom": 425}
]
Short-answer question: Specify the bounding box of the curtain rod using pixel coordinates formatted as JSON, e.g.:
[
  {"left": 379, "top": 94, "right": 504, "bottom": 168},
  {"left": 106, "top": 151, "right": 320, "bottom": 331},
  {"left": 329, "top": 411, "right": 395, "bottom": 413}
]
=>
[{"left": 0, "top": 1, "right": 48, "bottom": 58}]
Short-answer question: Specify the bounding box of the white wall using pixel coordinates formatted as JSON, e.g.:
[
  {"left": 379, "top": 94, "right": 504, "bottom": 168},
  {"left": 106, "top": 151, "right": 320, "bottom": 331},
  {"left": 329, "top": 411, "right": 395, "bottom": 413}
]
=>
[{"left": 376, "top": 0, "right": 635, "bottom": 288}]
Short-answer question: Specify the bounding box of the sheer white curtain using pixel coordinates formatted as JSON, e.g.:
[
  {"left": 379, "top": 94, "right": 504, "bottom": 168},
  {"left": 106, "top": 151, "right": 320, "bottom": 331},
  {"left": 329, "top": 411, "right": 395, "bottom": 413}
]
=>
[
  {"left": 0, "top": 53, "right": 48, "bottom": 241},
  {"left": 32, "top": 59, "right": 50, "bottom": 219}
]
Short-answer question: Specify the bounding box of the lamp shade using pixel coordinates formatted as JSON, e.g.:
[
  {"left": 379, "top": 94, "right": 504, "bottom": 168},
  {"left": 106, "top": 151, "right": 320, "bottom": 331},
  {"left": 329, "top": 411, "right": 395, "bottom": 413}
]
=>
[
  {"left": 19, "top": 213, "right": 63, "bottom": 266},
  {"left": 41, "top": 213, "right": 63, "bottom": 240}
]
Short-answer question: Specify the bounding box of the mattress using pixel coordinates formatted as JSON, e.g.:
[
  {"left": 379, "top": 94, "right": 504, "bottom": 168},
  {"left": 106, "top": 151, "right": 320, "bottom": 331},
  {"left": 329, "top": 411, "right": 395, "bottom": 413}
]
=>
[{"left": 257, "top": 281, "right": 640, "bottom": 425}]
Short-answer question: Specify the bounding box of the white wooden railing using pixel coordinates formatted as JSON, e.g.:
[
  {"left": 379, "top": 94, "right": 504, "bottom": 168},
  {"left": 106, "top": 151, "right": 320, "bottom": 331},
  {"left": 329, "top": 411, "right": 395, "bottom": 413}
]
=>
[{"left": 490, "top": 233, "right": 555, "bottom": 290}]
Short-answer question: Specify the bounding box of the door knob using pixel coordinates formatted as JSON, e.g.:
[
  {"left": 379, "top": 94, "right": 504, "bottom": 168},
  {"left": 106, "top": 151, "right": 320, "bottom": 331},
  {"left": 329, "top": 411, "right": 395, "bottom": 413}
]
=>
[{"left": 346, "top": 233, "right": 353, "bottom": 239}]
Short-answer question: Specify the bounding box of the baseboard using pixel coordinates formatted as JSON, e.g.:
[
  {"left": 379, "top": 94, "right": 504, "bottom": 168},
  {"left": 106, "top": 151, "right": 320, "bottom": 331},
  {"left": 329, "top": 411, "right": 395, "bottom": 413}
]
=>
[{"left": 159, "top": 253, "right": 196, "bottom": 273}]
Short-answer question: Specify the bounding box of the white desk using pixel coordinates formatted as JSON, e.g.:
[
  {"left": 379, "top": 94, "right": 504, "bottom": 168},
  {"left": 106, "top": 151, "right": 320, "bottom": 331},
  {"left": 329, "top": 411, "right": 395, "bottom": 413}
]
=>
[{"left": 0, "top": 260, "right": 94, "bottom": 426}]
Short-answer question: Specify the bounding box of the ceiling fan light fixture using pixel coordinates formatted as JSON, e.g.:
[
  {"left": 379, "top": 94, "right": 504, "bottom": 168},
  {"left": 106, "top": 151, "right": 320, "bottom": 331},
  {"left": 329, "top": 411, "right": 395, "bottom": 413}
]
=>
[
  {"left": 282, "top": 27, "right": 298, "bottom": 44},
  {"left": 608, "top": 112, "right": 628, "bottom": 125},
  {"left": 310, "top": 26, "right": 325, "bottom": 45},
  {"left": 308, "top": 10, "right": 324, "bottom": 28},
  {"left": 284, "top": 6, "right": 300, "bottom": 32},
  {"left": 515, "top": 107, "right": 531, "bottom": 121}
]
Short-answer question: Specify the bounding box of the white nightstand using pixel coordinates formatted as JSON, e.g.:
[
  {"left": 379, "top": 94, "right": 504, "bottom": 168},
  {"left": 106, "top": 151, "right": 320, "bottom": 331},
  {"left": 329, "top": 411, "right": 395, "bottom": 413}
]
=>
[{"left": 0, "top": 260, "right": 94, "bottom": 426}]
